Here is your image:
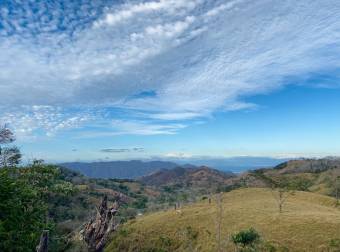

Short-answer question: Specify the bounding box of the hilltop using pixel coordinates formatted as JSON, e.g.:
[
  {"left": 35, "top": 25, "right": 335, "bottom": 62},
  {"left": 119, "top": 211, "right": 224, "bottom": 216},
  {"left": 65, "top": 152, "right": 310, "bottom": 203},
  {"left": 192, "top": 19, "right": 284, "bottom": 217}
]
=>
[
  {"left": 139, "top": 166, "right": 234, "bottom": 187},
  {"left": 106, "top": 188, "right": 340, "bottom": 252},
  {"left": 215, "top": 158, "right": 340, "bottom": 197},
  {"left": 270, "top": 158, "right": 340, "bottom": 174}
]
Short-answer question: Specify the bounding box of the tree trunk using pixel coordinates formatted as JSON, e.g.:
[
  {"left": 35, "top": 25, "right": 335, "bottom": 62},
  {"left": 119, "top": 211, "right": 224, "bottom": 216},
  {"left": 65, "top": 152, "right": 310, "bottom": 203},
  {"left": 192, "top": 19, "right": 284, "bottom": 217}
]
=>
[
  {"left": 36, "top": 230, "right": 48, "bottom": 252},
  {"left": 216, "top": 193, "right": 223, "bottom": 252},
  {"left": 83, "top": 195, "right": 121, "bottom": 252}
]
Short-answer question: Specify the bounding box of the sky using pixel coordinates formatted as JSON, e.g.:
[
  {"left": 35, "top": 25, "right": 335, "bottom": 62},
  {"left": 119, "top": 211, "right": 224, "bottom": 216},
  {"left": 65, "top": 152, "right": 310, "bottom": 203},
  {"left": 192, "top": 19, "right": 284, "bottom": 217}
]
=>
[{"left": 0, "top": 0, "right": 340, "bottom": 162}]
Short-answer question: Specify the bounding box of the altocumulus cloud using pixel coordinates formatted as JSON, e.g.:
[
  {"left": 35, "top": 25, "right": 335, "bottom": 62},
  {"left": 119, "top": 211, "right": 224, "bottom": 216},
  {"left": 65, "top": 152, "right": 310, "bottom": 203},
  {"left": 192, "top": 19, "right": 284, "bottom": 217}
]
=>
[
  {"left": 1, "top": 0, "right": 340, "bottom": 139},
  {"left": 100, "top": 148, "right": 145, "bottom": 153}
]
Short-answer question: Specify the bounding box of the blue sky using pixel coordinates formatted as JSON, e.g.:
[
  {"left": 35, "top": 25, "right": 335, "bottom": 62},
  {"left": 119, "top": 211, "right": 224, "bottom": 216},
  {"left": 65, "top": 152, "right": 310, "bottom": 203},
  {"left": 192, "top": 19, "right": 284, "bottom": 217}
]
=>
[{"left": 1, "top": 0, "right": 340, "bottom": 162}]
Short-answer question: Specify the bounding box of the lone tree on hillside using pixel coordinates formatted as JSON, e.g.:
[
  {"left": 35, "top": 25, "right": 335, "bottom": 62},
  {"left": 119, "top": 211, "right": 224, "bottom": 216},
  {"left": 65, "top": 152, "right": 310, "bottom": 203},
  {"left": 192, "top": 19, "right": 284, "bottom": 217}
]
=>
[
  {"left": 272, "top": 186, "right": 292, "bottom": 213},
  {"left": 83, "top": 195, "right": 122, "bottom": 252},
  {"left": 215, "top": 192, "right": 223, "bottom": 252},
  {"left": 0, "top": 125, "right": 22, "bottom": 168},
  {"left": 251, "top": 170, "right": 293, "bottom": 213},
  {"left": 269, "top": 177, "right": 295, "bottom": 213},
  {"left": 333, "top": 176, "right": 340, "bottom": 206}
]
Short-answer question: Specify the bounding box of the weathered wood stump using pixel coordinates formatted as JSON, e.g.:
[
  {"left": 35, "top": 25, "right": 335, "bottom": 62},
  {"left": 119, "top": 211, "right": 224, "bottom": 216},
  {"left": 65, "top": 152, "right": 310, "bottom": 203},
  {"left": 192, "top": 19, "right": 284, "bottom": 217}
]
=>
[
  {"left": 83, "top": 195, "right": 121, "bottom": 252},
  {"left": 36, "top": 230, "right": 49, "bottom": 252}
]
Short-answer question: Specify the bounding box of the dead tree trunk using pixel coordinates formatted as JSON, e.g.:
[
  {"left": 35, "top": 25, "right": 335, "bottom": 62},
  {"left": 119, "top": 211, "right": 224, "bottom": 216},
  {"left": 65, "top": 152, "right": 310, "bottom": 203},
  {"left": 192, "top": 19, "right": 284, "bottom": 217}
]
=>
[
  {"left": 83, "top": 195, "right": 121, "bottom": 252},
  {"left": 36, "top": 230, "right": 48, "bottom": 252},
  {"left": 271, "top": 187, "right": 290, "bottom": 213},
  {"left": 335, "top": 176, "right": 340, "bottom": 206},
  {"left": 215, "top": 192, "right": 223, "bottom": 252}
]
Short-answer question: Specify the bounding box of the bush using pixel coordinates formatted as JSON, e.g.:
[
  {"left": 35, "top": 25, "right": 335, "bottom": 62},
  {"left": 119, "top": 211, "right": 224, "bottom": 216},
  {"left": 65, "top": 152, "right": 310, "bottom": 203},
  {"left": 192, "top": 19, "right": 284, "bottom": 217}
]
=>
[
  {"left": 329, "top": 239, "right": 340, "bottom": 250},
  {"left": 232, "top": 228, "right": 260, "bottom": 248}
]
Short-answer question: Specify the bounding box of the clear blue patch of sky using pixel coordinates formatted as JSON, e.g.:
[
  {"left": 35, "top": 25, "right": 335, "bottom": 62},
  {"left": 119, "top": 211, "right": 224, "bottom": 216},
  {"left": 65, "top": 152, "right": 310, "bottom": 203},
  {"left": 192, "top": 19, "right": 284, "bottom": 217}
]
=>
[{"left": 19, "top": 81, "right": 340, "bottom": 161}]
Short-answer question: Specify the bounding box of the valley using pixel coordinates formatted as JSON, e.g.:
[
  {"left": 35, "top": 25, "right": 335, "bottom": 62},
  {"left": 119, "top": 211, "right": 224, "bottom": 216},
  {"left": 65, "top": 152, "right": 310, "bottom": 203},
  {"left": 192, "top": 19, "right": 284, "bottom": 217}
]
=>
[{"left": 2, "top": 157, "right": 340, "bottom": 251}]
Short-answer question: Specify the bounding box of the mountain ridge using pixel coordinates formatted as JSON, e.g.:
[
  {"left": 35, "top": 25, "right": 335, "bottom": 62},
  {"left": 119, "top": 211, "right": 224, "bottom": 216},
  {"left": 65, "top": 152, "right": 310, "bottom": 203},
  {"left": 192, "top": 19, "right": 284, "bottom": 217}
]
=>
[{"left": 60, "top": 160, "right": 180, "bottom": 179}]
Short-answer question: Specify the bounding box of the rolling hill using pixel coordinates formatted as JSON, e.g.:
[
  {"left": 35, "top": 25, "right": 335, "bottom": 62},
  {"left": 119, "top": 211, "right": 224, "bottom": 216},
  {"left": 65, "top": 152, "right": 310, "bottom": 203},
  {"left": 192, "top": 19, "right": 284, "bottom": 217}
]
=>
[
  {"left": 106, "top": 188, "right": 340, "bottom": 252},
  {"left": 139, "top": 166, "right": 235, "bottom": 187},
  {"left": 137, "top": 166, "right": 236, "bottom": 204},
  {"left": 271, "top": 158, "right": 340, "bottom": 174}
]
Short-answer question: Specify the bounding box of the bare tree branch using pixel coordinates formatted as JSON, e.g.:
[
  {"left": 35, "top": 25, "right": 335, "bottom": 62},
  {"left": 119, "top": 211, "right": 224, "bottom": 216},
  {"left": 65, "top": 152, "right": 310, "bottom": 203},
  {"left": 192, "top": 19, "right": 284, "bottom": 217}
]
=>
[{"left": 0, "top": 125, "right": 15, "bottom": 144}]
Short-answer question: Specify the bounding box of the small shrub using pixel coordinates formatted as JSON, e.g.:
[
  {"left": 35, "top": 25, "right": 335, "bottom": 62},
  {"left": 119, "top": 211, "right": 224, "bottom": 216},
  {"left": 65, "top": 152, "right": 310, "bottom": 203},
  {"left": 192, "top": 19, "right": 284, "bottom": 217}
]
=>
[
  {"left": 158, "top": 235, "right": 172, "bottom": 247},
  {"left": 232, "top": 228, "right": 260, "bottom": 248},
  {"left": 185, "top": 226, "right": 199, "bottom": 241},
  {"left": 329, "top": 239, "right": 340, "bottom": 251}
]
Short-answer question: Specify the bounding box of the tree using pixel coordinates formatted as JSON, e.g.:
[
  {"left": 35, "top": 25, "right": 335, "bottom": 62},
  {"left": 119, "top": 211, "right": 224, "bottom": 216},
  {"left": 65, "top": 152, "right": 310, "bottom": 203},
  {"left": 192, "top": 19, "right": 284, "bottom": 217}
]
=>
[
  {"left": 215, "top": 192, "right": 223, "bottom": 252},
  {"left": 0, "top": 164, "right": 75, "bottom": 251},
  {"left": 0, "top": 146, "right": 22, "bottom": 167},
  {"left": 0, "top": 125, "right": 21, "bottom": 168},
  {"left": 271, "top": 186, "right": 292, "bottom": 213},
  {"left": 251, "top": 170, "right": 293, "bottom": 213},
  {"left": 0, "top": 125, "right": 15, "bottom": 144},
  {"left": 333, "top": 176, "right": 340, "bottom": 206},
  {"left": 0, "top": 168, "right": 47, "bottom": 251}
]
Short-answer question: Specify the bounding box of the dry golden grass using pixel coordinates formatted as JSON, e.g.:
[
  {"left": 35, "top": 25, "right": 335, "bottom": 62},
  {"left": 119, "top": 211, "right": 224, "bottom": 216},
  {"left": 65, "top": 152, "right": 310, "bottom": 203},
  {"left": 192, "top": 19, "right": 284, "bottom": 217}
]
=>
[{"left": 106, "top": 188, "right": 340, "bottom": 252}]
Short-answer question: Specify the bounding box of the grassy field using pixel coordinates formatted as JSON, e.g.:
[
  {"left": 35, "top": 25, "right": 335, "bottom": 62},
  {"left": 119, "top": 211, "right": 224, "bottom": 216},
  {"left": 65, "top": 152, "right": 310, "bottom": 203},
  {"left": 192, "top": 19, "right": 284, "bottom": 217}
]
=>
[{"left": 106, "top": 188, "right": 340, "bottom": 252}]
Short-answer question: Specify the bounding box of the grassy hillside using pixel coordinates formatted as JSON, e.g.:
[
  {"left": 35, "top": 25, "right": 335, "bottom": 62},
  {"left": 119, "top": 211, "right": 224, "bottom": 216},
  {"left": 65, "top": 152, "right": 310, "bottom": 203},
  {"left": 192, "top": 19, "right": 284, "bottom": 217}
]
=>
[
  {"left": 231, "top": 159, "right": 340, "bottom": 198},
  {"left": 106, "top": 188, "right": 340, "bottom": 252}
]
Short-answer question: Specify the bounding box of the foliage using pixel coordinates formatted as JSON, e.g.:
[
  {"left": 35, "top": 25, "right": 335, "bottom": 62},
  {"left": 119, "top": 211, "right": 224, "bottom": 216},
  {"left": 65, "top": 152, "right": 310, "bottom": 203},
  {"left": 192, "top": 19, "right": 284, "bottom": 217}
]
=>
[
  {"left": 231, "top": 228, "right": 260, "bottom": 249},
  {"left": 0, "top": 164, "right": 76, "bottom": 251},
  {"left": 132, "top": 195, "right": 148, "bottom": 209},
  {"left": 0, "top": 126, "right": 22, "bottom": 168},
  {"left": 0, "top": 125, "right": 15, "bottom": 144},
  {"left": 0, "top": 168, "right": 48, "bottom": 251},
  {"left": 329, "top": 239, "right": 340, "bottom": 251},
  {"left": 0, "top": 146, "right": 22, "bottom": 167}
]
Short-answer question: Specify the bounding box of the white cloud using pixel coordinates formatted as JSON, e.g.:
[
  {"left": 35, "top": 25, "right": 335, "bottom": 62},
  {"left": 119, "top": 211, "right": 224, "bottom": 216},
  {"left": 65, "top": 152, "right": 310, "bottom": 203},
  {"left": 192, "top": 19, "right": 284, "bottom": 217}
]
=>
[
  {"left": 94, "top": 0, "right": 202, "bottom": 27},
  {"left": 204, "top": 0, "right": 243, "bottom": 18},
  {"left": 1, "top": 0, "right": 340, "bottom": 138},
  {"left": 0, "top": 106, "right": 93, "bottom": 140},
  {"left": 164, "top": 152, "right": 193, "bottom": 158},
  {"left": 75, "top": 119, "right": 186, "bottom": 138},
  {"left": 110, "top": 119, "right": 186, "bottom": 135},
  {"left": 148, "top": 112, "right": 202, "bottom": 120}
]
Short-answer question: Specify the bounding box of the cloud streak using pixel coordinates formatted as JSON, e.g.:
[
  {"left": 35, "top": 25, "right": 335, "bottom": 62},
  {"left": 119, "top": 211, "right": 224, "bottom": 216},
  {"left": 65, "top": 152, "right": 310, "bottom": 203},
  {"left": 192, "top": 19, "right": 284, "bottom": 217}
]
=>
[
  {"left": 100, "top": 147, "right": 145, "bottom": 153},
  {"left": 1, "top": 0, "right": 340, "bottom": 139}
]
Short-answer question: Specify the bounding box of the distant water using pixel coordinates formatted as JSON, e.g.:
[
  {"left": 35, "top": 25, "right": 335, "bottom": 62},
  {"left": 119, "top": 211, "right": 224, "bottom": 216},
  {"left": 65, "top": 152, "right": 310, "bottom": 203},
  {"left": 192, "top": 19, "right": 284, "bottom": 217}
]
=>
[{"left": 176, "top": 157, "right": 289, "bottom": 174}]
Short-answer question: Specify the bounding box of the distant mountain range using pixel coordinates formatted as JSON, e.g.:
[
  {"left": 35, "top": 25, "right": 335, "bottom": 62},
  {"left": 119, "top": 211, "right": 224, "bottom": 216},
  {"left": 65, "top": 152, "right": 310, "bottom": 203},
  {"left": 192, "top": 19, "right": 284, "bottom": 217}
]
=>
[
  {"left": 59, "top": 157, "right": 290, "bottom": 179},
  {"left": 60, "top": 160, "right": 180, "bottom": 179}
]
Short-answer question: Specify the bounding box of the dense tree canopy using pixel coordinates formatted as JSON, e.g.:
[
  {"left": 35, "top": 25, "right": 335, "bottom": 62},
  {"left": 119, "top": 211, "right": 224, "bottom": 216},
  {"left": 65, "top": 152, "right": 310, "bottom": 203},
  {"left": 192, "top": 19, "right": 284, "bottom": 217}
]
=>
[{"left": 0, "top": 164, "right": 75, "bottom": 251}]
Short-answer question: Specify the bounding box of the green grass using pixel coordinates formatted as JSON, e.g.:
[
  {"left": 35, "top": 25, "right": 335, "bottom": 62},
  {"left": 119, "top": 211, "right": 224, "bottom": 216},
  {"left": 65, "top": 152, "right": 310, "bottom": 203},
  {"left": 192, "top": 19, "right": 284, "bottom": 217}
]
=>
[{"left": 106, "top": 188, "right": 340, "bottom": 252}]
